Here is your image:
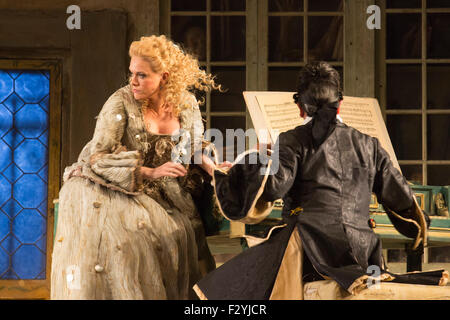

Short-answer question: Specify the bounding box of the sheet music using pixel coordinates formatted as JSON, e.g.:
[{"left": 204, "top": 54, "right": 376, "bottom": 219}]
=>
[
  {"left": 255, "top": 92, "right": 303, "bottom": 143},
  {"left": 339, "top": 97, "right": 400, "bottom": 170},
  {"left": 244, "top": 91, "right": 400, "bottom": 171},
  {"left": 339, "top": 100, "right": 380, "bottom": 141}
]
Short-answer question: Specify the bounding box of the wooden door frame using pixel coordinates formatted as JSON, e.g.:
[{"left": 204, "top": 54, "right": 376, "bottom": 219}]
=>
[{"left": 0, "top": 59, "right": 61, "bottom": 299}]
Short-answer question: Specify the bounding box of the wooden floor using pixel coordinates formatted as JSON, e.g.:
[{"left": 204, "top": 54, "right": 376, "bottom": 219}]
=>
[{"left": 206, "top": 233, "right": 243, "bottom": 267}]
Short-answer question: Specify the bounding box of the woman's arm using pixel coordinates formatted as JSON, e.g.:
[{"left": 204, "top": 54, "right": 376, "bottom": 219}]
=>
[
  {"left": 87, "top": 90, "right": 144, "bottom": 192},
  {"left": 140, "top": 162, "right": 187, "bottom": 180},
  {"left": 198, "top": 154, "right": 232, "bottom": 176}
]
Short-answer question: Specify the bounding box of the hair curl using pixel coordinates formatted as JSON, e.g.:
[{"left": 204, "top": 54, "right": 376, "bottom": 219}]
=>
[{"left": 129, "top": 35, "right": 221, "bottom": 115}]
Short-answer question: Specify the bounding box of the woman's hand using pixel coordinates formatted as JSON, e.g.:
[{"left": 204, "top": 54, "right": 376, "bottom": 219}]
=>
[
  {"left": 199, "top": 154, "right": 233, "bottom": 176},
  {"left": 215, "top": 161, "right": 233, "bottom": 172},
  {"left": 141, "top": 162, "right": 187, "bottom": 180}
]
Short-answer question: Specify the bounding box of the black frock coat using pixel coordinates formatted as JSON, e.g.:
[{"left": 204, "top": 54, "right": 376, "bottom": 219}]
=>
[{"left": 195, "top": 121, "right": 443, "bottom": 300}]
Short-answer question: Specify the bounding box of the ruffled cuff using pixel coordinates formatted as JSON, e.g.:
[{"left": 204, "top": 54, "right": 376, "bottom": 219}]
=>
[{"left": 90, "top": 150, "right": 144, "bottom": 193}]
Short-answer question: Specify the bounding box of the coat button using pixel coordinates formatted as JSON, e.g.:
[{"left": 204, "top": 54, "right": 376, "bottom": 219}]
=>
[
  {"left": 93, "top": 202, "right": 101, "bottom": 208},
  {"left": 138, "top": 221, "right": 146, "bottom": 229},
  {"left": 94, "top": 265, "right": 104, "bottom": 273}
]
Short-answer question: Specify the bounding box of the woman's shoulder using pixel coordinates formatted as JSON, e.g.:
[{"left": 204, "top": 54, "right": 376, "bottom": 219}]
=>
[
  {"left": 110, "top": 84, "right": 135, "bottom": 104},
  {"left": 100, "top": 85, "right": 140, "bottom": 114},
  {"left": 178, "top": 91, "right": 201, "bottom": 127},
  {"left": 179, "top": 90, "right": 199, "bottom": 110}
]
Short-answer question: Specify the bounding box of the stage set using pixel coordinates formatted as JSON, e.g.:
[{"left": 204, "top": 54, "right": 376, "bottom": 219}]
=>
[{"left": 0, "top": 0, "right": 449, "bottom": 300}]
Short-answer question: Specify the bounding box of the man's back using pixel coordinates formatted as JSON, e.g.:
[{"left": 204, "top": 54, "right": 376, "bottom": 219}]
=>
[{"left": 262, "top": 121, "right": 415, "bottom": 276}]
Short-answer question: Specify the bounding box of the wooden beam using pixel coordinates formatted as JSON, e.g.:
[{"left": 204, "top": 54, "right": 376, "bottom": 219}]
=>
[
  {"left": 344, "top": 0, "right": 376, "bottom": 97},
  {"left": 0, "top": 280, "right": 49, "bottom": 300}
]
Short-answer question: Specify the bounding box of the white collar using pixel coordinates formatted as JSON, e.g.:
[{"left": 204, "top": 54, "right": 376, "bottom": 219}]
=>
[
  {"left": 302, "top": 114, "right": 343, "bottom": 125},
  {"left": 302, "top": 116, "right": 313, "bottom": 125}
]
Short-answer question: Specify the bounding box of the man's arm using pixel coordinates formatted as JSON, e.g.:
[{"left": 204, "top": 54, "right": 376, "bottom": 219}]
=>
[
  {"left": 262, "top": 132, "right": 300, "bottom": 202},
  {"left": 373, "top": 138, "right": 429, "bottom": 246}
]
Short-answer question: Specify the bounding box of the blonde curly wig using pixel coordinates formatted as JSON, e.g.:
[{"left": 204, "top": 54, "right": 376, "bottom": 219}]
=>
[{"left": 129, "top": 35, "right": 221, "bottom": 116}]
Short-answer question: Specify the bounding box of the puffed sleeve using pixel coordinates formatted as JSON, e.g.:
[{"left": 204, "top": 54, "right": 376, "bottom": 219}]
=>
[
  {"left": 179, "top": 93, "right": 218, "bottom": 166},
  {"left": 86, "top": 91, "right": 143, "bottom": 193},
  {"left": 173, "top": 93, "right": 205, "bottom": 165},
  {"left": 188, "top": 94, "right": 208, "bottom": 163},
  {"left": 192, "top": 98, "right": 204, "bottom": 153},
  {"left": 372, "top": 138, "right": 428, "bottom": 249}
]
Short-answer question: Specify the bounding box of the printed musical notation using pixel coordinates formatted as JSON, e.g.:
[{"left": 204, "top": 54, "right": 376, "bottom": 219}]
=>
[{"left": 244, "top": 91, "right": 400, "bottom": 170}]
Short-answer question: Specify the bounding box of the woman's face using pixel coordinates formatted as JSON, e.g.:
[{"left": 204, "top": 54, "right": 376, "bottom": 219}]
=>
[{"left": 129, "top": 56, "right": 166, "bottom": 101}]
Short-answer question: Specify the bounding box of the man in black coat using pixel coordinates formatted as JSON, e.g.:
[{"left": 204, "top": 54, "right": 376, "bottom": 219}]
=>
[{"left": 194, "top": 62, "right": 447, "bottom": 300}]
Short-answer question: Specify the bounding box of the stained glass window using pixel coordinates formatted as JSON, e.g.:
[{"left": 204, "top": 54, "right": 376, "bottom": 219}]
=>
[{"left": 0, "top": 70, "right": 49, "bottom": 280}]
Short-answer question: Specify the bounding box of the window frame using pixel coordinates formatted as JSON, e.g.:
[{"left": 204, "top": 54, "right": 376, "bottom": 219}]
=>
[
  {"left": 376, "top": 0, "right": 450, "bottom": 186},
  {"left": 160, "top": 0, "right": 350, "bottom": 131},
  {"left": 0, "top": 59, "right": 61, "bottom": 299},
  {"left": 160, "top": 0, "right": 249, "bottom": 131}
]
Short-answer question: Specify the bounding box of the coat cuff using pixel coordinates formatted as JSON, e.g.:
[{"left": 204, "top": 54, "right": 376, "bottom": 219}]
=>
[
  {"left": 212, "top": 151, "right": 274, "bottom": 225},
  {"left": 384, "top": 196, "right": 428, "bottom": 250}
]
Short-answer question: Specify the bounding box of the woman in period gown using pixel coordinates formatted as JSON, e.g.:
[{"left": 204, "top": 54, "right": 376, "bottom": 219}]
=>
[{"left": 51, "top": 35, "right": 226, "bottom": 299}]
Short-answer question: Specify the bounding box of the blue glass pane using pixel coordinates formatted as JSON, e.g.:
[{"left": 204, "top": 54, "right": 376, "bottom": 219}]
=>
[
  {"left": 15, "top": 71, "right": 49, "bottom": 104},
  {"left": 0, "top": 176, "right": 12, "bottom": 207},
  {"left": 37, "top": 270, "right": 46, "bottom": 279},
  {"left": 0, "top": 71, "right": 13, "bottom": 103},
  {"left": 14, "top": 174, "right": 47, "bottom": 208},
  {"left": 0, "top": 106, "right": 13, "bottom": 136},
  {"left": 39, "top": 95, "right": 49, "bottom": 112},
  {"left": 1, "top": 270, "right": 19, "bottom": 279},
  {"left": 38, "top": 164, "right": 48, "bottom": 182},
  {"left": 6, "top": 71, "right": 21, "bottom": 80},
  {"left": 0, "top": 213, "right": 10, "bottom": 241},
  {"left": 0, "top": 140, "right": 12, "bottom": 172},
  {"left": 15, "top": 104, "right": 48, "bottom": 138},
  {"left": 11, "top": 245, "right": 45, "bottom": 279},
  {"left": 13, "top": 209, "right": 46, "bottom": 243},
  {"left": 2, "top": 130, "right": 24, "bottom": 149},
  {"left": 39, "top": 130, "right": 49, "bottom": 147},
  {"left": 2, "top": 93, "right": 25, "bottom": 113},
  {"left": 0, "top": 69, "right": 49, "bottom": 280},
  {"left": 0, "top": 248, "right": 8, "bottom": 276},
  {"left": 35, "top": 234, "right": 47, "bottom": 252},
  {"left": 0, "top": 234, "right": 21, "bottom": 254},
  {"left": 1, "top": 199, "right": 23, "bottom": 219},
  {"left": 2, "top": 163, "right": 23, "bottom": 184},
  {"left": 14, "top": 140, "right": 47, "bottom": 173},
  {"left": 38, "top": 200, "right": 47, "bottom": 217}
]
